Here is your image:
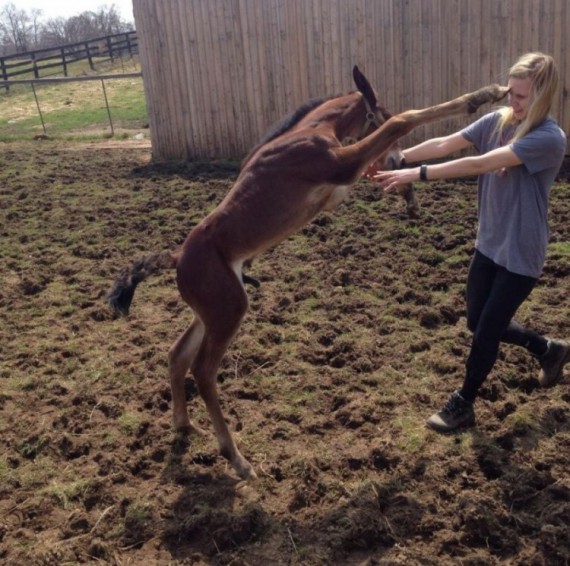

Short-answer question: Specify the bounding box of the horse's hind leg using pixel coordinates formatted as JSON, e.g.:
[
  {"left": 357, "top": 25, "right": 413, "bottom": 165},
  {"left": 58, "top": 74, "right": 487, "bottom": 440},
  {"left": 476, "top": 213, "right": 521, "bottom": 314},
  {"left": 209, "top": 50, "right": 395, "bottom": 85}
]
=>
[
  {"left": 193, "top": 324, "right": 256, "bottom": 480},
  {"left": 189, "top": 267, "right": 255, "bottom": 479},
  {"left": 169, "top": 317, "right": 205, "bottom": 431}
]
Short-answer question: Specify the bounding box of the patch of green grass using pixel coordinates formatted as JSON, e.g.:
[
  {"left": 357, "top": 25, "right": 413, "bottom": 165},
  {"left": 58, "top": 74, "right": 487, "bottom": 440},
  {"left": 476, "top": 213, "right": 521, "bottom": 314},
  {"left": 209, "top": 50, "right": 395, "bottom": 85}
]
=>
[
  {"left": 17, "top": 435, "right": 48, "bottom": 459},
  {"left": 0, "top": 457, "right": 10, "bottom": 486},
  {"left": 548, "top": 241, "right": 570, "bottom": 255},
  {"left": 45, "top": 479, "right": 90, "bottom": 509},
  {"left": 0, "top": 58, "right": 147, "bottom": 140},
  {"left": 504, "top": 409, "right": 540, "bottom": 434},
  {"left": 12, "top": 456, "right": 58, "bottom": 489},
  {"left": 118, "top": 412, "right": 143, "bottom": 434},
  {"left": 394, "top": 415, "right": 430, "bottom": 454},
  {"left": 125, "top": 500, "right": 153, "bottom": 522}
]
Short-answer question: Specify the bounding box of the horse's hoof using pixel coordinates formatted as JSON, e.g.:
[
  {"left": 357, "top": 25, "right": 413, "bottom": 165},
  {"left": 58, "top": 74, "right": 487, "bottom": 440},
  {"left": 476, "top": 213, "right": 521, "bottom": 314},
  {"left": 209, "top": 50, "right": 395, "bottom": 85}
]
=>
[
  {"left": 174, "top": 420, "right": 206, "bottom": 436},
  {"left": 233, "top": 457, "right": 257, "bottom": 481},
  {"left": 407, "top": 207, "right": 421, "bottom": 219},
  {"left": 239, "top": 466, "right": 258, "bottom": 481}
]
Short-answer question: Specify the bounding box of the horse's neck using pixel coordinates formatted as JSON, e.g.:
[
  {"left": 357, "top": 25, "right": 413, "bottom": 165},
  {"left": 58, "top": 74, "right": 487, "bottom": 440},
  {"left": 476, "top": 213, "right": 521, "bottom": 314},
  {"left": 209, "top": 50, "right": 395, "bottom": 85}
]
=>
[{"left": 298, "top": 94, "right": 364, "bottom": 141}]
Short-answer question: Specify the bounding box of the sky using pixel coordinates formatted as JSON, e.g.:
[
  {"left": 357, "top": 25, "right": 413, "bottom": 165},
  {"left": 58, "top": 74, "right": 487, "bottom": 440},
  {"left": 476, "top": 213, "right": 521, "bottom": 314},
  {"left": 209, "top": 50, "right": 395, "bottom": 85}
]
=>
[{"left": 11, "top": 0, "right": 134, "bottom": 22}]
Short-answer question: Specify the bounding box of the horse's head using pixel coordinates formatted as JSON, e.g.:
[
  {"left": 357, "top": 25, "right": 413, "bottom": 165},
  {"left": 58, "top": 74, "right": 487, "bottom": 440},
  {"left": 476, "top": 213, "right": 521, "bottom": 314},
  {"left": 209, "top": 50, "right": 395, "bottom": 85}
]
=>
[
  {"left": 353, "top": 66, "right": 419, "bottom": 218},
  {"left": 352, "top": 65, "right": 405, "bottom": 170}
]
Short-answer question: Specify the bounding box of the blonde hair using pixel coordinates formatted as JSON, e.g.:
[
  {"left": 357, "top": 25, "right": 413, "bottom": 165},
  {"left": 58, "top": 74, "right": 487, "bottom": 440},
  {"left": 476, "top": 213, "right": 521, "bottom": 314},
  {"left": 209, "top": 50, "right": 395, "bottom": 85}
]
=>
[{"left": 496, "top": 52, "right": 559, "bottom": 143}]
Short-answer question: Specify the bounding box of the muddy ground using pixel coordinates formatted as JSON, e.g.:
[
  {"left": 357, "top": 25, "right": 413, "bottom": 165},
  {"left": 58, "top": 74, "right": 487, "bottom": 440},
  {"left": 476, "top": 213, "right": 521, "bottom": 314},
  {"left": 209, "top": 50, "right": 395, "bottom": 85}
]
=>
[{"left": 0, "top": 141, "right": 569, "bottom": 565}]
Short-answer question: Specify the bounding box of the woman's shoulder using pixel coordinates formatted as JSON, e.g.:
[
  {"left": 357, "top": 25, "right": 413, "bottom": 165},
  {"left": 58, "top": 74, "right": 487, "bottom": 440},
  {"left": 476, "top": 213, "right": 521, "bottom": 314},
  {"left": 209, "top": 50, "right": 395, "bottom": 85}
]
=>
[
  {"left": 528, "top": 118, "right": 566, "bottom": 144},
  {"left": 463, "top": 109, "right": 501, "bottom": 136},
  {"left": 513, "top": 117, "right": 567, "bottom": 162}
]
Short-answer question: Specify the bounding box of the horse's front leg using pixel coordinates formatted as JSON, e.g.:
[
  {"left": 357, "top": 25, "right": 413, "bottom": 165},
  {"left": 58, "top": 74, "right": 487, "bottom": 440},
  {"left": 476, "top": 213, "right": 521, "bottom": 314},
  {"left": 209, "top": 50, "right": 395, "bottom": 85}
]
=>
[
  {"left": 396, "top": 83, "right": 510, "bottom": 128},
  {"left": 398, "top": 184, "right": 420, "bottom": 219},
  {"left": 335, "top": 84, "right": 510, "bottom": 174}
]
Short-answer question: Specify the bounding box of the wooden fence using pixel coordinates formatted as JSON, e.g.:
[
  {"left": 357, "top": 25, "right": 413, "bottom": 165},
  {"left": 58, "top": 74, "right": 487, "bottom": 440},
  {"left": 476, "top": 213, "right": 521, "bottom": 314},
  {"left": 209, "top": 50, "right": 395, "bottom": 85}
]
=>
[
  {"left": 133, "top": 0, "right": 570, "bottom": 160},
  {"left": 0, "top": 31, "right": 138, "bottom": 88}
]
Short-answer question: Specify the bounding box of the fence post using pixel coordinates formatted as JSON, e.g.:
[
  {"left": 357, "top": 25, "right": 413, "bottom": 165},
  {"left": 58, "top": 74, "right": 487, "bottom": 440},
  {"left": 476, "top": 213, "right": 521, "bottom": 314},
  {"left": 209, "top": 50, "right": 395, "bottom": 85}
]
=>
[
  {"left": 106, "top": 36, "right": 114, "bottom": 61},
  {"left": 86, "top": 42, "right": 94, "bottom": 70},
  {"left": 61, "top": 47, "right": 68, "bottom": 77},
  {"left": 100, "top": 78, "right": 114, "bottom": 136},
  {"left": 32, "top": 53, "right": 39, "bottom": 79},
  {"left": 31, "top": 83, "right": 47, "bottom": 135},
  {"left": 0, "top": 57, "right": 8, "bottom": 92}
]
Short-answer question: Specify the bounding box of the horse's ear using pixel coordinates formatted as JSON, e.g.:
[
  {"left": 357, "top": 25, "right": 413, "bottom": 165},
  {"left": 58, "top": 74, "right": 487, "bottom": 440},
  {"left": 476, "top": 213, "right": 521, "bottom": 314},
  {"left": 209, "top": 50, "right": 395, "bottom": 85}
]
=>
[{"left": 353, "top": 65, "right": 377, "bottom": 108}]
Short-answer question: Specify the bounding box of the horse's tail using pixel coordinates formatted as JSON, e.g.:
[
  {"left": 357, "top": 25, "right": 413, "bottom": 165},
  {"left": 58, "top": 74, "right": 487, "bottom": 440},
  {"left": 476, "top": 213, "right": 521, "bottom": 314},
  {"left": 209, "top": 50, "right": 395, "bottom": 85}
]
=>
[{"left": 107, "top": 250, "right": 178, "bottom": 317}]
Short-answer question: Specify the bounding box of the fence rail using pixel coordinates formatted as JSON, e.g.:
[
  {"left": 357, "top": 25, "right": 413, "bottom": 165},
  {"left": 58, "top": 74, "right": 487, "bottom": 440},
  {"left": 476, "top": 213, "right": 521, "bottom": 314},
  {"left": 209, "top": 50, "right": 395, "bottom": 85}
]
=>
[{"left": 0, "top": 31, "right": 137, "bottom": 87}]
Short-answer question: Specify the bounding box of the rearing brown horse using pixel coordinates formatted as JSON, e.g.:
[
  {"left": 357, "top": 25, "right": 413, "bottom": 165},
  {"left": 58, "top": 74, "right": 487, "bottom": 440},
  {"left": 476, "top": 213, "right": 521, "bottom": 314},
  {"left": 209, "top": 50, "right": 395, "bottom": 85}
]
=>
[{"left": 108, "top": 67, "right": 507, "bottom": 480}]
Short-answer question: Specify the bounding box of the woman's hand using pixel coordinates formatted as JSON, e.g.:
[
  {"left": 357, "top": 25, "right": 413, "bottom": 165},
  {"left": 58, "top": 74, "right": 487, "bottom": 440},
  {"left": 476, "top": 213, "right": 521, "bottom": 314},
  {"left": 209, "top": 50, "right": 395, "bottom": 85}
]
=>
[
  {"left": 362, "top": 160, "right": 383, "bottom": 181},
  {"left": 374, "top": 168, "right": 419, "bottom": 193}
]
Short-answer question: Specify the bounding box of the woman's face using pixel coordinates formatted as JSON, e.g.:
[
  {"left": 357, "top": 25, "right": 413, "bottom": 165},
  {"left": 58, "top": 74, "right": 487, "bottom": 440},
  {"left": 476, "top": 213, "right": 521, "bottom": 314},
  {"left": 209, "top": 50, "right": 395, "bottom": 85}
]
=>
[{"left": 507, "top": 77, "right": 533, "bottom": 121}]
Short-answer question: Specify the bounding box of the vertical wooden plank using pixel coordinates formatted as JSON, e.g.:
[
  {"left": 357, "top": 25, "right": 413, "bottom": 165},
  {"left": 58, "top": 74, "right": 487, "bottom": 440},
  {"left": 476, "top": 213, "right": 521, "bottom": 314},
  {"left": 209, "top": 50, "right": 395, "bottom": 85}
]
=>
[
  {"left": 254, "top": 0, "right": 271, "bottom": 137},
  {"left": 479, "top": 0, "right": 491, "bottom": 84},
  {"left": 252, "top": 0, "right": 270, "bottom": 141},
  {"left": 303, "top": 0, "right": 320, "bottom": 99},
  {"left": 510, "top": 0, "right": 520, "bottom": 72},
  {"left": 291, "top": 0, "right": 309, "bottom": 103},
  {"left": 538, "top": 1, "right": 551, "bottom": 55},
  {"left": 320, "top": 0, "right": 332, "bottom": 94},
  {"left": 337, "top": 0, "right": 348, "bottom": 89},
  {"left": 548, "top": 0, "right": 560, "bottom": 123},
  {"left": 419, "top": 0, "right": 432, "bottom": 140},
  {"left": 309, "top": 0, "right": 322, "bottom": 98},
  {"left": 175, "top": 0, "right": 198, "bottom": 159},
  {"left": 238, "top": 0, "right": 262, "bottom": 146},
  {"left": 278, "top": 0, "right": 294, "bottom": 118},
  {"left": 564, "top": 0, "right": 570, "bottom": 138},
  {"left": 167, "top": 0, "right": 189, "bottom": 157},
  {"left": 393, "top": 0, "right": 405, "bottom": 113},
  {"left": 263, "top": 0, "right": 278, "bottom": 118},
  {"left": 351, "top": 0, "right": 365, "bottom": 80},
  {"left": 330, "top": 0, "right": 341, "bottom": 92},
  {"left": 186, "top": 0, "right": 215, "bottom": 157},
  {"left": 434, "top": 0, "right": 445, "bottom": 138},
  {"left": 208, "top": 0, "right": 228, "bottom": 156},
  {"left": 214, "top": 0, "right": 240, "bottom": 156},
  {"left": 552, "top": 0, "right": 565, "bottom": 132},
  {"left": 384, "top": 0, "right": 397, "bottom": 114},
  {"left": 227, "top": 0, "right": 252, "bottom": 155},
  {"left": 154, "top": 0, "right": 178, "bottom": 158},
  {"left": 277, "top": 0, "right": 292, "bottom": 114},
  {"left": 205, "top": 0, "right": 230, "bottom": 156}
]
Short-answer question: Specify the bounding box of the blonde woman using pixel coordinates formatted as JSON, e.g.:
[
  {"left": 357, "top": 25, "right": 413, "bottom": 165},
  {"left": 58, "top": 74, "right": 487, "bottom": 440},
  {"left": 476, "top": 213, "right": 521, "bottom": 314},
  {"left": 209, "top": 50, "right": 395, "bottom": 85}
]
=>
[{"left": 372, "top": 52, "right": 568, "bottom": 432}]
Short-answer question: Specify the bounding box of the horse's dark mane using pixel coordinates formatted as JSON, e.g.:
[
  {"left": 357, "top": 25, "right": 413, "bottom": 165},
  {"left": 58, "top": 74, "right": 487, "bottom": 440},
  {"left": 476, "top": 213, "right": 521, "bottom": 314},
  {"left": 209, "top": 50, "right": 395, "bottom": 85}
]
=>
[{"left": 241, "top": 95, "right": 335, "bottom": 169}]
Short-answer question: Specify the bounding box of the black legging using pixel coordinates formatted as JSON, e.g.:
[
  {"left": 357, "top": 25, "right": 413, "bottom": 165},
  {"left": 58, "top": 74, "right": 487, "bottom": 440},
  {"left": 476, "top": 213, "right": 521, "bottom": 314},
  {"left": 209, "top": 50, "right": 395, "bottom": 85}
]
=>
[{"left": 460, "top": 249, "right": 548, "bottom": 402}]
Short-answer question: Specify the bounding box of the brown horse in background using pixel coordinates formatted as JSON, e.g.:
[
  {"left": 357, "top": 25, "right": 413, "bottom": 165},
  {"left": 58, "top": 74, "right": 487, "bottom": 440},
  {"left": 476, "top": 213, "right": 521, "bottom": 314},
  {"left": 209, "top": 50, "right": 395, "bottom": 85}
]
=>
[{"left": 108, "top": 66, "right": 507, "bottom": 480}]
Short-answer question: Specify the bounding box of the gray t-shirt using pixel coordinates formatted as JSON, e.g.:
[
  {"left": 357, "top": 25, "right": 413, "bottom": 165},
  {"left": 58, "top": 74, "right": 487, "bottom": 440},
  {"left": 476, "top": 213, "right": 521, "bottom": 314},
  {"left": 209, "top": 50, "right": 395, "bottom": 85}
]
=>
[{"left": 461, "top": 111, "right": 567, "bottom": 278}]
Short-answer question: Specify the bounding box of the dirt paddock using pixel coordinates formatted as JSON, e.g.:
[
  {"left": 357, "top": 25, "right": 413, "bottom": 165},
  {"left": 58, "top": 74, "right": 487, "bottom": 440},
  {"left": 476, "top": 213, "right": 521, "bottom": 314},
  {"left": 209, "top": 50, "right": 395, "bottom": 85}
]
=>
[{"left": 0, "top": 141, "right": 569, "bottom": 565}]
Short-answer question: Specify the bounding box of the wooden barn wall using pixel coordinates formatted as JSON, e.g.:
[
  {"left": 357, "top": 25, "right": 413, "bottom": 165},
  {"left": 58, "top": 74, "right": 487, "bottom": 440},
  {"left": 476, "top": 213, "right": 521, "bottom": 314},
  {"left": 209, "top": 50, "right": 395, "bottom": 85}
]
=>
[{"left": 133, "top": 0, "right": 570, "bottom": 161}]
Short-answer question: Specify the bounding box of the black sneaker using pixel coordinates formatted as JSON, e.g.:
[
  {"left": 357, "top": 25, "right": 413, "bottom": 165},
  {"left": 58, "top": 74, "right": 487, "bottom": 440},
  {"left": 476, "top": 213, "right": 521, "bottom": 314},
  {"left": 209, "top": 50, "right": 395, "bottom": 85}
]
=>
[
  {"left": 426, "top": 391, "right": 475, "bottom": 433},
  {"left": 538, "top": 339, "right": 570, "bottom": 387}
]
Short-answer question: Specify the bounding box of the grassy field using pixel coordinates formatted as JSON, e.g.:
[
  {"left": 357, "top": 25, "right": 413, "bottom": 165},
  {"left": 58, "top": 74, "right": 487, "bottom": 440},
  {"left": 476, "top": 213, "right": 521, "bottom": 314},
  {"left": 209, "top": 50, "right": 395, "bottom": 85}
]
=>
[{"left": 0, "top": 57, "right": 147, "bottom": 141}]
